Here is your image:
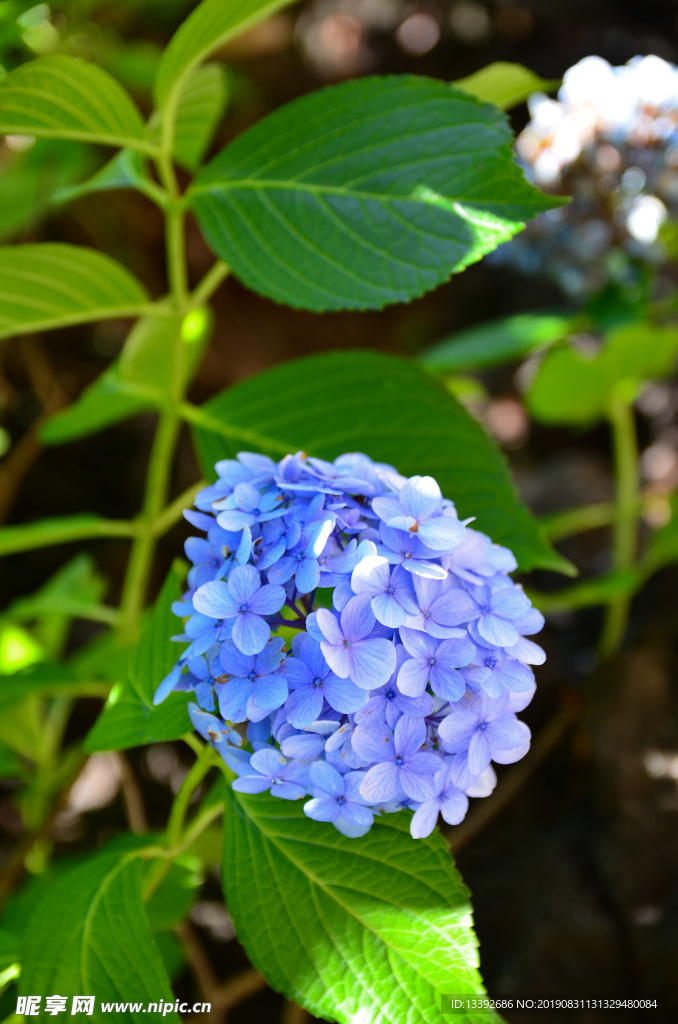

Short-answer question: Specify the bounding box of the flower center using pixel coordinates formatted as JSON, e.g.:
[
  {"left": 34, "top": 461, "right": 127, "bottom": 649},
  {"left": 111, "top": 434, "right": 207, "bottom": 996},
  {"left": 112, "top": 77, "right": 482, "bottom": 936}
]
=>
[
  {"left": 336, "top": 796, "right": 346, "bottom": 807},
  {"left": 386, "top": 584, "right": 396, "bottom": 595},
  {"left": 239, "top": 603, "right": 250, "bottom": 614},
  {"left": 394, "top": 754, "right": 406, "bottom": 767},
  {"left": 343, "top": 639, "right": 351, "bottom": 647},
  {"left": 311, "top": 676, "right": 323, "bottom": 688},
  {"left": 478, "top": 721, "right": 489, "bottom": 733},
  {"left": 428, "top": 656, "right": 437, "bottom": 667},
  {"left": 384, "top": 688, "right": 397, "bottom": 701},
  {"left": 481, "top": 604, "right": 492, "bottom": 614},
  {"left": 485, "top": 656, "right": 498, "bottom": 669},
  {"left": 272, "top": 776, "right": 284, "bottom": 785},
  {"left": 247, "top": 670, "right": 257, "bottom": 682}
]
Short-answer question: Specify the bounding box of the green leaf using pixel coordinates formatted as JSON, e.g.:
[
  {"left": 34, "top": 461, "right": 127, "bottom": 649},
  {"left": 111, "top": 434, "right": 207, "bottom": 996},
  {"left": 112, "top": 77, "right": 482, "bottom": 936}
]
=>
[
  {"left": 155, "top": 0, "right": 296, "bottom": 143},
  {"left": 119, "top": 314, "right": 181, "bottom": 393},
  {"left": 421, "top": 312, "right": 573, "bottom": 372},
  {"left": 0, "top": 244, "right": 150, "bottom": 341},
  {"left": 41, "top": 363, "right": 157, "bottom": 446},
  {"left": 19, "top": 850, "right": 178, "bottom": 1017},
  {"left": 189, "top": 349, "right": 571, "bottom": 574},
  {"left": 188, "top": 75, "right": 563, "bottom": 312},
  {"left": 173, "top": 63, "right": 229, "bottom": 172},
  {"left": 0, "top": 662, "right": 106, "bottom": 711},
  {"left": 526, "top": 323, "right": 678, "bottom": 425},
  {"left": 222, "top": 785, "right": 500, "bottom": 1024},
  {"left": 0, "top": 139, "right": 95, "bottom": 243},
  {"left": 0, "top": 55, "right": 151, "bottom": 153},
  {"left": 42, "top": 311, "right": 210, "bottom": 445},
  {"left": 0, "top": 928, "right": 19, "bottom": 971},
  {"left": 0, "top": 515, "right": 135, "bottom": 556},
  {"left": 455, "top": 62, "right": 558, "bottom": 110},
  {"left": 52, "top": 149, "right": 150, "bottom": 206},
  {"left": 10, "top": 553, "right": 106, "bottom": 622},
  {"left": 84, "top": 566, "right": 191, "bottom": 751},
  {"left": 145, "top": 861, "right": 203, "bottom": 933}
]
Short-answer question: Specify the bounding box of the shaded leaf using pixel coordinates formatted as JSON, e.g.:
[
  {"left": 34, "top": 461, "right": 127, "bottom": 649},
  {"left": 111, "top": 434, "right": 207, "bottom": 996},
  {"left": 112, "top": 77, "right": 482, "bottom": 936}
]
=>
[
  {"left": 173, "top": 63, "right": 229, "bottom": 172},
  {"left": 190, "top": 349, "right": 572, "bottom": 574},
  {"left": 0, "top": 244, "right": 150, "bottom": 341},
  {"left": 84, "top": 566, "right": 191, "bottom": 751},
  {"left": 155, "top": 0, "right": 296, "bottom": 139},
  {"left": 526, "top": 323, "right": 678, "bottom": 425},
  {"left": 0, "top": 55, "right": 149, "bottom": 152},
  {"left": 189, "top": 75, "right": 563, "bottom": 311},
  {"left": 19, "top": 850, "right": 177, "bottom": 1018},
  {"left": 421, "top": 311, "right": 573, "bottom": 372}
]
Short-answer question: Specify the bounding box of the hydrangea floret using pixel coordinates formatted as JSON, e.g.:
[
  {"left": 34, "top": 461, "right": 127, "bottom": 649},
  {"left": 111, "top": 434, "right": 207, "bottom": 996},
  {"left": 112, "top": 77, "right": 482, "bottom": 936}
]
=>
[{"left": 155, "top": 451, "right": 545, "bottom": 840}]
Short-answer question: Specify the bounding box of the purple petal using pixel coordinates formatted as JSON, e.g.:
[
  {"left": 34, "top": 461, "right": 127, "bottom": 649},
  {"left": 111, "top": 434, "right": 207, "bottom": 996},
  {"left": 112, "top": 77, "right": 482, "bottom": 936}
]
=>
[
  {"left": 439, "top": 790, "right": 469, "bottom": 826},
  {"left": 430, "top": 664, "right": 465, "bottom": 702},
  {"left": 232, "top": 612, "right": 270, "bottom": 655},
  {"left": 417, "top": 516, "right": 466, "bottom": 551},
  {"left": 285, "top": 686, "right": 324, "bottom": 728},
  {"left": 310, "top": 760, "right": 344, "bottom": 797},
  {"left": 394, "top": 715, "right": 426, "bottom": 756},
  {"left": 249, "top": 582, "right": 286, "bottom": 616},
  {"left": 491, "top": 587, "right": 531, "bottom": 620},
  {"left": 396, "top": 658, "right": 430, "bottom": 698},
  {"left": 398, "top": 766, "right": 437, "bottom": 801},
  {"left": 410, "top": 801, "right": 440, "bottom": 839},
  {"left": 320, "top": 641, "right": 352, "bottom": 679},
  {"left": 494, "top": 660, "right": 534, "bottom": 693},
  {"left": 340, "top": 802, "right": 374, "bottom": 828},
  {"left": 349, "top": 638, "right": 396, "bottom": 689},
  {"left": 478, "top": 614, "right": 519, "bottom": 648},
  {"left": 304, "top": 797, "right": 340, "bottom": 822},
  {"left": 352, "top": 724, "right": 395, "bottom": 764},
  {"left": 252, "top": 672, "right": 288, "bottom": 711},
  {"left": 193, "top": 581, "right": 238, "bottom": 619},
  {"left": 227, "top": 564, "right": 262, "bottom": 605},
  {"left": 322, "top": 676, "right": 368, "bottom": 714},
  {"left": 232, "top": 775, "right": 272, "bottom": 794},
  {"left": 468, "top": 731, "right": 492, "bottom": 776},
  {"left": 360, "top": 761, "right": 400, "bottom": 802},
  {"left": 271, "top": 782, "right": 306, "bottom": 800},
  {"left": 315, "top": 608, "right": 344, "bottom": 646},
  {"left": 399, "top": 627, "right": 437, "bottom": 659},
  {"left": 340, "top": 595, "right": 376, "bottom": 643},
  {"left": 371, "top": 592, "right": 408, "bottom": 628},
  {"left": 218, "top": 641, "right": 253, "bottom": 677}
]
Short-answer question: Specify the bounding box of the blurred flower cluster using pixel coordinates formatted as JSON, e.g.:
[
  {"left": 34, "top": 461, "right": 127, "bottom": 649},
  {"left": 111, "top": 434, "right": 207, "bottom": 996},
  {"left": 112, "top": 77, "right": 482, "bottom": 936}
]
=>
[
  {"left": 497, "top": 55, "right": 678, "bottom": 297},
  {"left": 155, "top": 451, "right": 545, "bottom": 840}
]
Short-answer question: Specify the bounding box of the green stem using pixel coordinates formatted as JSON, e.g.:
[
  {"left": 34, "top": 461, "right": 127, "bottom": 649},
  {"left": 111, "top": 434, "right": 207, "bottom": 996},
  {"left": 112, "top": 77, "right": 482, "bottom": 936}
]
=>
[
  {"left": 191, "top": 261, "right": 230, "bottom": 306},
  {"left": 118, "top": 412, "right": 181, "bottom": 636},
  {"left": 142, "top": 744, "right": 215, "bottom": 901},
  {"left": 540, "top": 502, "right": 616, "bottom": 542},
  {"left": 152, "top": 480, "right": 206, "bottom": 537},
  {"left": 599, "top": 396, "right": 640, "bottom": 658}
]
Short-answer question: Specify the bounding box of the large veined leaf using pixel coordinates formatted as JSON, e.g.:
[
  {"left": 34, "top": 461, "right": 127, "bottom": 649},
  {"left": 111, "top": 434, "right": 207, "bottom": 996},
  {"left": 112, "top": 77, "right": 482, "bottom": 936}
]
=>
[
  {"left": 173, "top": 63, "right": 229, "bottom": 172},
  {"left": 52, "top": 149, "right": 150, "bottom": 207},
  {"left": 0, "top": 244, "right": 150, "bottom": 341},
  {"left": 190, "top": 349, "right": 572, "bottom": 574},
  {"left": 188, "top": 75, "right": 562, "bottom": 312},
  {"left": 455, "top": 62, "right": 558, "bottom": 111},
  {"left": 155, "top": 0, "right": 296, "bottom": 144},
  {"left": 19, "top": 851, "right": 178, "bottom": 1020},
  {"left": 85, "top": 566, "right": 191, "bottom": 751},
  {"left": 0, "top": 55, "right": 150, "bottom": 153},
  {"left": 222, "top": 785, "right": 501, "bottom": 1024}
]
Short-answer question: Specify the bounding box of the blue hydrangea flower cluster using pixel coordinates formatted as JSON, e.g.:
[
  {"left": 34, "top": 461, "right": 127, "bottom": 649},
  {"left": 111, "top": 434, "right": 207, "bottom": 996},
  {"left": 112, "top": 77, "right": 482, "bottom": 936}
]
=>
[{"left": 154, "top": 452, "right": 545, "bottom": 840}]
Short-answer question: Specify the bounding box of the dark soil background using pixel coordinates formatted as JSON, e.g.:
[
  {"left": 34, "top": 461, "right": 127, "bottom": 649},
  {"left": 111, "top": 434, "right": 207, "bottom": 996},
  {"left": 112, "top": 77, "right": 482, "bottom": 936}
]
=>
[{"left": 1, "top": 1, "right": 677, "bottom": 1022}]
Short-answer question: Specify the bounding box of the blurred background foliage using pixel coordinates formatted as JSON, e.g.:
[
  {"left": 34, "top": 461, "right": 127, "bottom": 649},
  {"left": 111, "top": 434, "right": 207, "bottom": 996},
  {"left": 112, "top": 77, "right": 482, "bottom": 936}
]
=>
[{"left": 1, "top": 1, "right": 678, "bottom": 1021}]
